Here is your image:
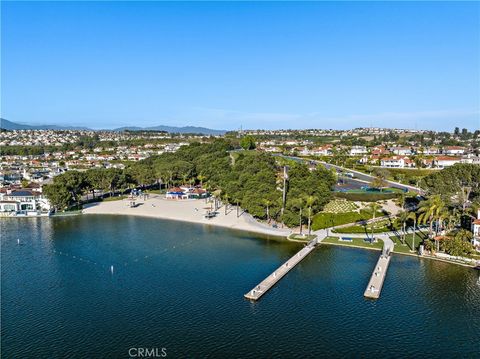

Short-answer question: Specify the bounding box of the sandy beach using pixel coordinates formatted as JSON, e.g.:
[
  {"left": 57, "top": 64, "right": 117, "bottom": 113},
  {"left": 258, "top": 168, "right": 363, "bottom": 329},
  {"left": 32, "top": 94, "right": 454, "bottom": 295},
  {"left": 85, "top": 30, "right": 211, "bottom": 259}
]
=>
[{"left": 82, "top": 194, "right": 292, "bottom": 238}]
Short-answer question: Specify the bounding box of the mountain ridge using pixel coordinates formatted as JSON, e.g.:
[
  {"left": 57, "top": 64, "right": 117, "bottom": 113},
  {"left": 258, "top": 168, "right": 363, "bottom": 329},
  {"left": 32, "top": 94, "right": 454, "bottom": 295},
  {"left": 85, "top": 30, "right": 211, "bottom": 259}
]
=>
[{"left": 0, "top": 119, "right": 226, "bottom": 135}]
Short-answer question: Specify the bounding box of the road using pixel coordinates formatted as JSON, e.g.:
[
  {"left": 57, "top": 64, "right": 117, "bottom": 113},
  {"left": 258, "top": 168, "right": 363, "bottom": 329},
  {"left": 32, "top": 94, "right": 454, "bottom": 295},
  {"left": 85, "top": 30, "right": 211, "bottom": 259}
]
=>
[{"left": 279, "top": 155, "right": 424, "bottom": 194}]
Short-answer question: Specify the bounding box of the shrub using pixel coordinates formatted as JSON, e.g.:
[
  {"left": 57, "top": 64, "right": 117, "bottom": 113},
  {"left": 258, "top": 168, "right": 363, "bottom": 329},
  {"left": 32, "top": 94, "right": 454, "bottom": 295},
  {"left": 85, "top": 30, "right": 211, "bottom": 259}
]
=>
[{"left": 334, "top": 192, "right": 399, "bottom": 202}]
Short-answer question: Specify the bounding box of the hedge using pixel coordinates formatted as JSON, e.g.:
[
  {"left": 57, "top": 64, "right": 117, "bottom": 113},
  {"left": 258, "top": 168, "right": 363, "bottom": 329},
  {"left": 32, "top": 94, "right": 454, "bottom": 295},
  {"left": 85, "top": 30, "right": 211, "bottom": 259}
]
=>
[{"left": 333, "top": 192, "right": 399, "bottom": 202}]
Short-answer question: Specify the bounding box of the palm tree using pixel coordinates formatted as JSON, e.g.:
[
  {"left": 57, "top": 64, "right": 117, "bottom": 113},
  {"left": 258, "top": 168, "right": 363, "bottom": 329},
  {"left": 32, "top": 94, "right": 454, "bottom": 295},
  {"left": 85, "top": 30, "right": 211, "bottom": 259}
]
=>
[
  {"left": 305, "top": 195, "right": 317, "bottom": 235},
  {"left": 398, "top": 210, "right": 409, "bottom": 245},
  {"left": 368, "top": 202, "right": 382, "bottom": 240},
  {"left": 292, "top": 197, "right": 304, "bottom": 235},
  {"left": 197, "top": 174, "right": 206, "bottom": 188},
  {"left": 223, "top": 193, "right": 230, "bottom": 215},
  {"left": 407, "top": 211, "right": 418, "bottom": 252},
  {"left": 212, "top": 189, "right": 222, "bottom": 211},
  {"left": 417, "top": 195, "right": 446, "bottom": 251},
  {"left": 418, "top": 195, "right": 444, "bottom": 236},
  {"left": 263, "top": 198, "right": 272, "bottom": 222}
]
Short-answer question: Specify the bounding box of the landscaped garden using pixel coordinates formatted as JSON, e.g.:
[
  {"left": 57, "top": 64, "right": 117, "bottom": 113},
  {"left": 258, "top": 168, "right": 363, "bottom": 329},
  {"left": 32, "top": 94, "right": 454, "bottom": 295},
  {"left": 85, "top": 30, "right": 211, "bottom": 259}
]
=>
[
  {"left": 322, "top": 199, "right": 358, "bottom": 213},
  {"left": 312, "top": 205, "right": 385, "bottom": 230},
  {"left": 333, "top": 218, "right": 400, "bottom": 234}
]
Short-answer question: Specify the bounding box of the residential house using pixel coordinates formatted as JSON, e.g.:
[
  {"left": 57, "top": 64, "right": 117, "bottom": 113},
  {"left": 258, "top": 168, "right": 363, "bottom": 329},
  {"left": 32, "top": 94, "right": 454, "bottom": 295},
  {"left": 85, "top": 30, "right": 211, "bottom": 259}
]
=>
[
  {"left": 443, "top": 146, "right": 466, "bottom": 156},
  {"left": 433, "top": 156, "right": 462, "bottom": 168},
  {"left": 391, "top": 147, "right": 412, "bottom": 156},
  {"left": 380, "top": 156, "right": 414, "bottom": 168},
  {"left": 0, "top": 189, "right": 51, "bottom": 216},
  {"left": 461, "top": 154, "right": 480, "bottom": 165},
  {"left": 349, "top": 146, "right": 368, "bottom": 156}
]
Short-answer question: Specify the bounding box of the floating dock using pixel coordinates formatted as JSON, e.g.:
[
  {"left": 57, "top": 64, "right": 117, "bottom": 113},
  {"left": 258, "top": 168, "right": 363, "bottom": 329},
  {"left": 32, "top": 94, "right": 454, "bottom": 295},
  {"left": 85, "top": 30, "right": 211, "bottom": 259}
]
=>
[
  {"left": 364, "top": 249, "right": 392, "bottom": 299},
  {"left": 244, "top": 241, "right": 317, "bottom": 301}
]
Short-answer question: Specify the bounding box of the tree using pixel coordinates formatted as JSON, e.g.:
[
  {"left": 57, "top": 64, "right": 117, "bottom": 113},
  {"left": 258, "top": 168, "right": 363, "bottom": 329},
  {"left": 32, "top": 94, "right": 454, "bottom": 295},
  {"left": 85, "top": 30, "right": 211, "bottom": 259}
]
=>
[
  {"left": 240, "top": 136, "right": 256, "bottom": 150},
  {"left": 197, "top": 174, "right": 206, "bottom": 188},
  {"left": 407, "top": 211, "right": 418, "bottom": 252},
  {"left": 417, "top": 195, "right": 446, "bottom": 251},
  {"left": 421, "top": 164, "right": 480, "bottom": 205},
  {"left": 43, "top": 182, "right": 72, "bottom": 211},
  {"left": 305, "top": 195, "right": 317, "bottom": 235},
  {"left": 398, "top": 210, "right": 409, "bottom": 245},
  {"left": 442, "top": 230, "right": 474, "bottom": 256},
  {"left": 368, "top": 202, "right": 382, "bottom": 239},
  {"left": 262, "top": 198, "right": 273, "bottom": 222},
  {"left": 371, "top": 169, "right": 389, "bottom": 191}
]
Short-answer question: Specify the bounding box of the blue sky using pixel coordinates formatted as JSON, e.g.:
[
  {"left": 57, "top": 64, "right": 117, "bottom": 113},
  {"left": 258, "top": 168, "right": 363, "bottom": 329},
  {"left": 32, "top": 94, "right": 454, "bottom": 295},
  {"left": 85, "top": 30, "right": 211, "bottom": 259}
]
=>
[{"left": 1, "top": 1, "right": 479, "bottom": 130}]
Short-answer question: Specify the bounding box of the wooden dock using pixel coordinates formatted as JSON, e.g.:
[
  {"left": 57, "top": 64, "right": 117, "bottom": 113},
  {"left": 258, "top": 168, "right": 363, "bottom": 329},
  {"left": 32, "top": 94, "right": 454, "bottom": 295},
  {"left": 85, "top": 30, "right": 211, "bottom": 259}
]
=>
[
  {"left": 363, "top": 249, "right": 392, "bottom": 299},
  {"left": 244, "top": 241, "right": 317, "bottom": 301}
]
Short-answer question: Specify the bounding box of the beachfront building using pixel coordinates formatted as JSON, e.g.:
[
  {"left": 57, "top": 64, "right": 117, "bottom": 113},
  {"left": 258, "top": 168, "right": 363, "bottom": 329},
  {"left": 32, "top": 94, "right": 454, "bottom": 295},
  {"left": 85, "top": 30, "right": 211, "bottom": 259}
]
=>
[
  {"left": 166, "top": 186, "right": 209, "bottom": 200},
  {"left": 0, "top": 189, "right": 51, "bottom": 216},
  {"left": 166, "top": 187, "right": 189, "bottom": 200}
]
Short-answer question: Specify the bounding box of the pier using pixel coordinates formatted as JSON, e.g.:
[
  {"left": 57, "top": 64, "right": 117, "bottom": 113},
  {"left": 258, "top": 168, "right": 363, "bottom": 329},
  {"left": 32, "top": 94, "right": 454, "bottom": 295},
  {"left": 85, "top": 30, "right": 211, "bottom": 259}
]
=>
[
  {"left": 244, "top": 237, "right": 321, "bottom": 301},
  {"left": 364, "top": 236, "right": 394, "bottom": 299}
]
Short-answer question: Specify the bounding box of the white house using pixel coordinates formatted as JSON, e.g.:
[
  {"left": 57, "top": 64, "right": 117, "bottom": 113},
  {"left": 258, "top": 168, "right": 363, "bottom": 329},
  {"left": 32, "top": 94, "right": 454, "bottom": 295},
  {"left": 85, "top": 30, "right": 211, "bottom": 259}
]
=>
[
  {"left": 433, "top": 156, "right": 462, "bottom": 168},
  {"left": 0, "top": 189, "right": 51, "bottom": 216},
  {"left": 419, "top": 147, "right": 440, "bottom": 155},
  {"left": 349, "top": 146, "right": 368, "bottom": 156},
  {"left": 472, "top": 209, "right": 480, "bottom": 251},
  {"left": 443, "top": 146, "right": 466, "bottom": 156},
  {"left": 461, "top": 155, "right": 480, "bottom": 165},
  {"left": 391, "top": 147, "right": 412, "bottom": 156},
  {"left": 380, "top": 156, "right": 414, "bottom": 168},
  {"left": 313, "top": 146, "right": 333, "bottom": 156}
]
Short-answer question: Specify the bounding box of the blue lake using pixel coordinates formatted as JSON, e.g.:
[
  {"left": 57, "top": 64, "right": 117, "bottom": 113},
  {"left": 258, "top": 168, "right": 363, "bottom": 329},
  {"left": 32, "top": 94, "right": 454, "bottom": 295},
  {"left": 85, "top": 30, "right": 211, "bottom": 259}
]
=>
[{"left": 1, "top": 215, "right": 479, "bottom": 358}]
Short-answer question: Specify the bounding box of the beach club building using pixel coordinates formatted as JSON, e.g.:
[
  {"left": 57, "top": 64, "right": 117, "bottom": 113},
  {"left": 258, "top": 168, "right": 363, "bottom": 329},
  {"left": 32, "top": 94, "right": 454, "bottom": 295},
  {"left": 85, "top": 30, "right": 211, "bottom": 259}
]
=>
[{"left": 166, "top": 186, "right": 209, "bottom": 200}]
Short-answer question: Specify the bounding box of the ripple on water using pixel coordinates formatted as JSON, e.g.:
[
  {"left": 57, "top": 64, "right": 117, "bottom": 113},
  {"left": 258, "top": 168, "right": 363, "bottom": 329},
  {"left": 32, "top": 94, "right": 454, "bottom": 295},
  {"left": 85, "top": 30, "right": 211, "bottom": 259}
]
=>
[{"left": 1, "top": 216, "right": 479, "bottom": 358}]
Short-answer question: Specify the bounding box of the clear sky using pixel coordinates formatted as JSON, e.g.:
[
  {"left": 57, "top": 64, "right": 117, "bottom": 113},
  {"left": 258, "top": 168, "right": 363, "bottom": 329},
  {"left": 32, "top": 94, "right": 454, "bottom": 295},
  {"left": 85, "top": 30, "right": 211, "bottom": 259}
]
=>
[{"left": 1, "top": 1, "right": 479, "bottom": 131}]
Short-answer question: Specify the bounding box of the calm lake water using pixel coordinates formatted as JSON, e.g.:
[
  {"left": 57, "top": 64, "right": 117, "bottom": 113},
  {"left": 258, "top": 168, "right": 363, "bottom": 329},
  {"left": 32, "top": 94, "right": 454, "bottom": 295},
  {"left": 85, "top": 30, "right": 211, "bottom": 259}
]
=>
[{"left": 2, "top": 215, "right": 479, "bottom": 358}]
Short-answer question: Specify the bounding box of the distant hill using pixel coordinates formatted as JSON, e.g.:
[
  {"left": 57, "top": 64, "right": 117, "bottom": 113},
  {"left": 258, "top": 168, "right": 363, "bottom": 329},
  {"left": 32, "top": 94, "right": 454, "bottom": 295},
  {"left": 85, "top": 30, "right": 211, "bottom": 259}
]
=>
[
  {"left": 0, "top": 118, "right": 91, "bottom": 131},
  {"left": 114, "top": 125, "right": 226, "bottom": 135},
  {"left": 0, "top": 119, "right": 226, "bottom": 135}
]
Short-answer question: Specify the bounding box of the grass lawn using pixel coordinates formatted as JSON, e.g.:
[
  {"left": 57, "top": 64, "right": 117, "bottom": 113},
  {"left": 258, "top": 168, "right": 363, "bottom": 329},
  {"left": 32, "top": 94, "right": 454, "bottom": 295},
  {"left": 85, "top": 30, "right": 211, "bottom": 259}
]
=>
[
  {"left": 322, "top": 236, "right": 384, "bottom": 250},
  {"left": 390, "top": 232, "right": 428, "bottom": 253},
  {"left": 312, "top": 209, "right": 385, "bottom": 231}
]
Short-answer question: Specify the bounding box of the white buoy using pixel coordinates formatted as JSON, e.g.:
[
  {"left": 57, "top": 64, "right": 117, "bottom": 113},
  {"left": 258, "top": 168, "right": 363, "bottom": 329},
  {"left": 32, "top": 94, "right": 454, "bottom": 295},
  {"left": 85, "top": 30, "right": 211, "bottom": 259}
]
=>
[
  {"left": 110, "top": 265, "right": 114, "bottom": 274},
  {"left": 17, "top": 238, "right": 20, "bottom": 245}
]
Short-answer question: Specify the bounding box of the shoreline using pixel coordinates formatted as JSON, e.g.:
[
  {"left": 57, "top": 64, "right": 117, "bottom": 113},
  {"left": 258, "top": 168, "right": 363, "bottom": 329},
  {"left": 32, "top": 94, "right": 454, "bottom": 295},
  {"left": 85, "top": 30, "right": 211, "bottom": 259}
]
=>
[
  {"left": 69, "top": 194, "right": 478, "bottom": 270},
  {"left": 320, "top": 240, "right": 478, "bottom": 269},
  {"left": 82, "top": 194, "right": 291, "bottom": 239}
]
